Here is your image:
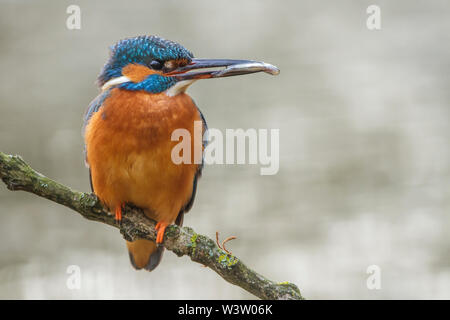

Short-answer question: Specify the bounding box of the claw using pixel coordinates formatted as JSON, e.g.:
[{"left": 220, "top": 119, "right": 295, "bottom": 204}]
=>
[{"left": 155, "top": 221, "right": 169, "bottom": 244}]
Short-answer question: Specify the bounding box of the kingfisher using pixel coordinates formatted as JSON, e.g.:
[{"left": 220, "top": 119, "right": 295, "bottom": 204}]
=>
[{"left": 83, "top": 35, "right": 279, "bottom": 271}]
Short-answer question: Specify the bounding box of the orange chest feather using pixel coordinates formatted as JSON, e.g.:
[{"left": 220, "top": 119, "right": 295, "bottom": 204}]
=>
[
  {"left": 84, "top": 89, "right": 201, "bottom": 221},
  {"left": 89, "top": 89, "right": 199, "bottom": 149}
]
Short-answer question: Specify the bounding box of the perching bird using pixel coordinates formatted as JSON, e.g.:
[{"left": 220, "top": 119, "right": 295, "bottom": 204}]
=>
[{"left": 83, "top": 35, "right": 279, "bottom": 271}]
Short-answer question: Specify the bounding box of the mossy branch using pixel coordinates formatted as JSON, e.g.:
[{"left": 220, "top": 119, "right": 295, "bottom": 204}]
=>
[{"left": 0, "top": 151, "right": 303, "bottom": 300}]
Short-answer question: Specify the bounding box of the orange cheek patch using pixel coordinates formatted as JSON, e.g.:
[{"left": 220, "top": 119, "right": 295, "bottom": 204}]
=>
[
  {"left": 122, "top": 64, "right": 160, "bottom": 82},
  {"left": 177, "top": 58, "right": 190, "bottom": 66}
]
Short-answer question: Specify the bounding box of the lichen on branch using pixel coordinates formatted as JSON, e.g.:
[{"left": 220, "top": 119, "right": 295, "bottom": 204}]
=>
[{"left": 0, "top": 151, "right": 303, "bottom": 300}]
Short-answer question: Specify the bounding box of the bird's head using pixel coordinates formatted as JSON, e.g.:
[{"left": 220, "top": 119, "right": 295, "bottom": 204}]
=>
[{"left": 98, "top": 35, "right": 279, "bottom": 96}]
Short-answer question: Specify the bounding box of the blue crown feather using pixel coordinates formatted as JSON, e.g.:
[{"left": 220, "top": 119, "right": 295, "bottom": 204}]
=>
[{"left": 97, "top": 35, "right": 194, "bottom": 87}]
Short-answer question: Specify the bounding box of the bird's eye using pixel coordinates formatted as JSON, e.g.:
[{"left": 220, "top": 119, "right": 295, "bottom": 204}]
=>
[{"left": 150, "top": 60, "right": 163, "bottom": 70}]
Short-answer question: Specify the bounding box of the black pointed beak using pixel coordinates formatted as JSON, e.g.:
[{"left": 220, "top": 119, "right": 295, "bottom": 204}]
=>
[{"left": 168, "top": 58, "right": 280, "bottom": 80}]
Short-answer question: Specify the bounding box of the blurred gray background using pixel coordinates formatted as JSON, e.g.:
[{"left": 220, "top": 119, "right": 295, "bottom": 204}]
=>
[{"left": 0, "top": 0, "right": 449, "bottom": 299}]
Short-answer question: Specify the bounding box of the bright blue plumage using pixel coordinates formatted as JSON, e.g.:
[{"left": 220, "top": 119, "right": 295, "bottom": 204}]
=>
[
  {"left": 97, "top": 35, "right": 193, "bottom": 93},
  {"left": 118, "top": 74, "right": 177, "bottom": 93}
]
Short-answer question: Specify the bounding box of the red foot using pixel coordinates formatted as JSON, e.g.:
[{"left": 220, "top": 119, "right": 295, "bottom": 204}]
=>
[
  {"left": 115, "top": 204, "right": 123, "bottom": 223},
  {"left": 155, "top": 221, "right": 169, "bottom": 244}
]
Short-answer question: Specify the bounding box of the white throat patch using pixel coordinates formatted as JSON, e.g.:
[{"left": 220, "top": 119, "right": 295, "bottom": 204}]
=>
[
  {"left": 101, "top": 77, "right": 196, "bottom": 96},
  {"left": 166, "top": 80, "right": 196, "bottom": 97},
  {"left": 101, "top": 76, "right": 131, "bottom": 91}
]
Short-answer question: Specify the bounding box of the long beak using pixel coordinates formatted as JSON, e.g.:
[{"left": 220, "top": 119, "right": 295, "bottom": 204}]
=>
[{"left": 168, "top": 58, "right": 280, "bottom": 80}]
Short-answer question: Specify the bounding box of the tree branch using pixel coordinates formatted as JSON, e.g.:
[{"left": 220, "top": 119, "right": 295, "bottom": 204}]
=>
[{"left": 0, "top": 151, "right": 303, "bottom": 300}]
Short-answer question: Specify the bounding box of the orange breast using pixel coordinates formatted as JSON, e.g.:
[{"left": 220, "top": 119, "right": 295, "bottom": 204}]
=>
[{"left": 84, "top": 88, "right": 201, "bottom": 223}]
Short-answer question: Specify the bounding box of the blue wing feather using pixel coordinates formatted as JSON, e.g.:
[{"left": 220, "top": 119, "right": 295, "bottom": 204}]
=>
[
  {"left": 83, "top": 89, "right": 112, "bottom": 133},
  {"left": 83, "top": 89, "right": 112, "bottom": 192},
  {"left": 175, "top": 101, "right": 208, "bottom": 226}
]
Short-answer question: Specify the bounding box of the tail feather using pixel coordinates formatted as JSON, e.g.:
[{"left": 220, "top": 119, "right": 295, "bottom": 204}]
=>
[{"left": 126, "top": 239, "right": 164, "bottom": 272}]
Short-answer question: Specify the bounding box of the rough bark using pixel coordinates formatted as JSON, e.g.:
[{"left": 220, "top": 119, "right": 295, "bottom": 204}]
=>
[{"left": 0, "top": 151, "right": 303, "bottom": 300}]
